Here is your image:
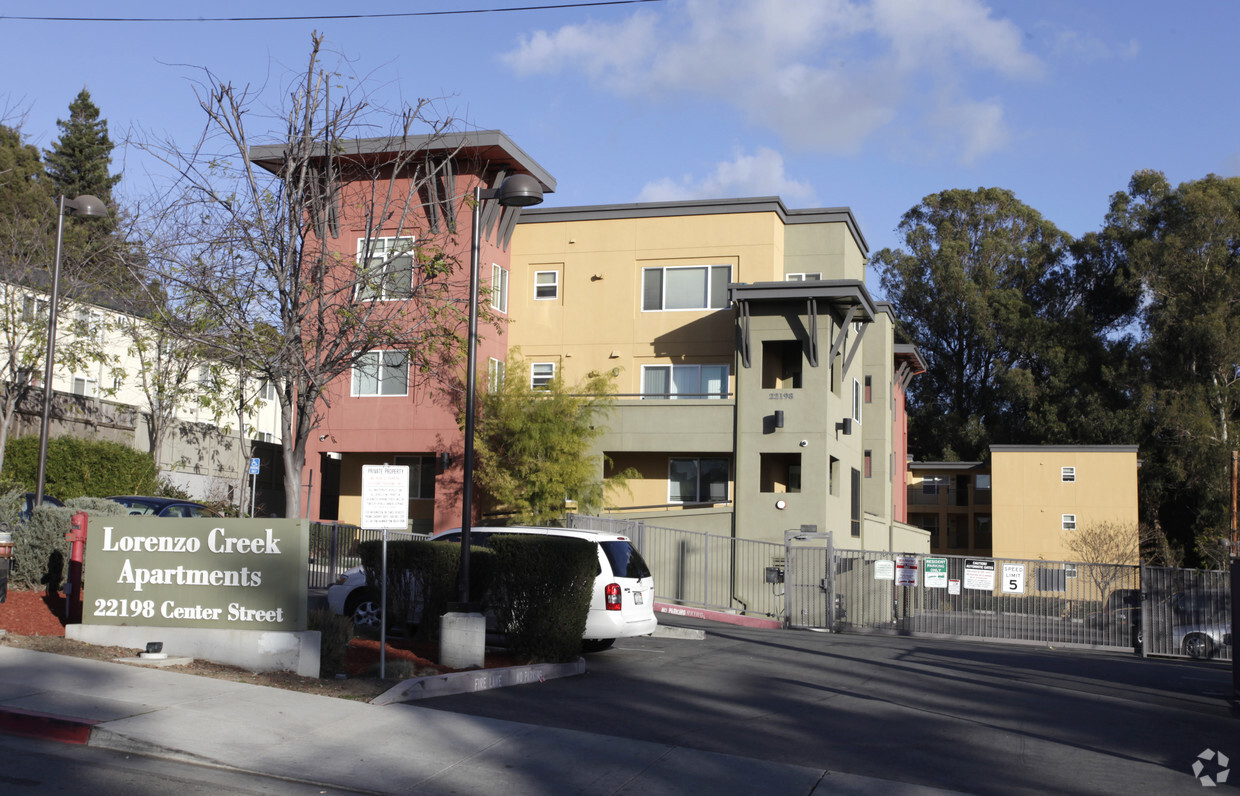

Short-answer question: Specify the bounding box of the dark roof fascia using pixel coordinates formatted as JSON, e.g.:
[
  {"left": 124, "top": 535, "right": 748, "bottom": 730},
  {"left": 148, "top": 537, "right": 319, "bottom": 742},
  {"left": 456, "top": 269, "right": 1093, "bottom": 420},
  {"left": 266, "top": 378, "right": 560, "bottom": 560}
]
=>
[
  {"left": 248, "top": 129, "right": 556, "bottom": 192},
  {"left": 893, "top": 342, "right": 928, "bottom": 373},
  {"left": 989, "top": 445, "right": 1140, "bottom": 454},
  {"left": 729, "top": 279, "right": 878, "bottom": 322},
  {"left": 518, "top": 196, "right": 867, "bottom": 256},
  {"left": 909, "top": 461, "right": 986, "bottom": 472}
]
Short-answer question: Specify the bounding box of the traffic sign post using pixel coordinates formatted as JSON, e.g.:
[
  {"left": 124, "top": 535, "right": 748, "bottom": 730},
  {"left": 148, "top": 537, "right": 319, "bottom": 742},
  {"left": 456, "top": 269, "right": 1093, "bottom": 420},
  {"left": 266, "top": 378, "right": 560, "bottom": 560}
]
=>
[{"left": 248, "top": 458, "right": 260, "bottom": 517}]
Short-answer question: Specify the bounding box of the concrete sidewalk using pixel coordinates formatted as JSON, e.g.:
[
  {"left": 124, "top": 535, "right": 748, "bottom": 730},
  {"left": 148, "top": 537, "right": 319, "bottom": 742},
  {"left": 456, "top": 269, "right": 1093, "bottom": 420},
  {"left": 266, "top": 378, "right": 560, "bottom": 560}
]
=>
[{"left": 0, "top": 646, "right": 959, "bottom": 795}]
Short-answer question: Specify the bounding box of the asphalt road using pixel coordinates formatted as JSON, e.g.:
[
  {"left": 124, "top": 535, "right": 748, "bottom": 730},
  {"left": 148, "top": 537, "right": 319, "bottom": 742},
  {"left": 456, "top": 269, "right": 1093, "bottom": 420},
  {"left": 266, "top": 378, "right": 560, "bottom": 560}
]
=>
[{"left": 419, "top": 618, "right": 1238, "bottom": 795}]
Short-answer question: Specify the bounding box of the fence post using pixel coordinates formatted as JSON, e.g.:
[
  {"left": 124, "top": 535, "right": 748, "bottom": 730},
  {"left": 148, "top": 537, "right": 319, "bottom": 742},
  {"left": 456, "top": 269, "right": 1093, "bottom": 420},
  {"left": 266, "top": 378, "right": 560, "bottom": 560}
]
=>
[
  {"left": 328, "top": 523, "right": 340, "bottom": 586},
  {"left": 1139, "top": 561, "right": 1150, "bottom": 658},
  {"left": 1231, "top": 557, "right": 1238, "bottom": 697}
]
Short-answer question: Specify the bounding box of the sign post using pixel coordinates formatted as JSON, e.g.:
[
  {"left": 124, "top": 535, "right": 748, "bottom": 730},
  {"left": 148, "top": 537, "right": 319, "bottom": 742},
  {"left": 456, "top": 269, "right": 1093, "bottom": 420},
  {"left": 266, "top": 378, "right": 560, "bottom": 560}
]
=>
[{"left": 248, "top": 457, "right": 260, "bottom": 517}]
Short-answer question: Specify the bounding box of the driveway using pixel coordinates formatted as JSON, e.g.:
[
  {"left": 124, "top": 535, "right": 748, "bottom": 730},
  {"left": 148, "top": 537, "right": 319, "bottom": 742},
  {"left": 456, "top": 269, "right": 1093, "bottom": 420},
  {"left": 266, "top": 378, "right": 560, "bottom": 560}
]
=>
[{"left": 420, "top": 618, "right": 1237, "bottom": 795}]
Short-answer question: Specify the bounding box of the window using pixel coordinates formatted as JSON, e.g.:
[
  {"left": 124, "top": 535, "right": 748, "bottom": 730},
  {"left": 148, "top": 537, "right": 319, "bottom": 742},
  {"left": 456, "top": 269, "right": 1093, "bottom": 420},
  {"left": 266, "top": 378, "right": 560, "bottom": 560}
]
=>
[
  {"left": 864, "top": 450, "right": 872, "bottom": 478},
  {"left": 641, "top": 364, "right": 728, "bottom": 399},
  {"left": 22, "top": 296, "right": 48, "bottom": 323},
  {"left": 975, "top": 473, "right": 992, "bottom": 505},
  {"left": 786, "top": 272, "right": 822, "bottom": 281},
  {"left": 669, "top": 458, "right": 729, "bottom": 503},
  {"left": 864, "top": 375, "right": 872, "bottom": 403},
  {"left": 850, "top": 468, "right": 861, "bottom": 537},
  {"left": 829, "top": 456, "right": 840, "bottom": 496},
  {"left": 356, "top": 237, "right": 414, "bottom": 300},
  {"left": 1036, "top": 567, "right": 1067, "bottom": 592},
  {"left": 642, "top": 265, "right": 730, "bottom": 311},
  {"left": 395, "top": 454, "right": 436, "bottom": 500},
  {"left": 974, "top": 516, "right": 992, "bottom": 550},
  {"left": 1061, "top": 466, "right": 1076, "bottom": 482},
  {"left": 1062, "top": 514, "right": 1077, "bottom": 531},
  {"left": 491, "top": 264, "right": 509, "bottom": 313},
  {"left": 259, "top": 380, "right": 277, "bottom": 401},
  {"left": 852, "top": 379, "right": 863, "bottom": 422},
  {"left": 534, "top": 270, "right": 559, "bottom": 300},
  {"left": 530, "top": 362, "right": 555, "bottom": 389},
  {"left": 921, "top": 475, "right": 948, "bottom": 494},
  {"left": 72, "top": 377, "right": 98, "bottom": 398},
  {"left": 488, "top": 358, "right": 505, "bottom": 392},
  {"left": 352, "top": 351, "right": 408, "bottom": 396},
  {"left": 254, "top": 431, "right": 274, "bottom": 443}
]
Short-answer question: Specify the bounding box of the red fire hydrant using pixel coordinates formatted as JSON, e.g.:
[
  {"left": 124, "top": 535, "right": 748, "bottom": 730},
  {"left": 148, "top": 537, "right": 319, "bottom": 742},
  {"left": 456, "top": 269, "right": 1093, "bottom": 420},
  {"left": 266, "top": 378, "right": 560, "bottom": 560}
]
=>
[{"left": 64, "top": 511, "right": 88, "bottom": 623}]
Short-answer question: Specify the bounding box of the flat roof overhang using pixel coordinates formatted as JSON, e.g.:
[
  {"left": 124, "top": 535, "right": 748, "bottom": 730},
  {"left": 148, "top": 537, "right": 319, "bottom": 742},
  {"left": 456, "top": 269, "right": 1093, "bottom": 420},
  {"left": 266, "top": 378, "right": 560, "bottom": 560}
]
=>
[{"left": 729, "top": 279, "right": 877, "bottom": 369}]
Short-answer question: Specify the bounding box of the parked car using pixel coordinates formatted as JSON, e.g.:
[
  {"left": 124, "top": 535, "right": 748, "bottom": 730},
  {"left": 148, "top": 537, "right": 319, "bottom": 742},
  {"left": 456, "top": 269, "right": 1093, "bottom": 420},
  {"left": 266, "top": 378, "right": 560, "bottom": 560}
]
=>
[
  {"left": 1171, "top": 590, "right": 1232, "bottom": 660},
  {"left": 108, "top": 496, "right": 220, "bottom": 518},
  {"left": 1087, "top": 588, "right": 1142, "bottom": 648},
  {"left": 20, "top": 493, "right": 65, "bottom": 521},
  {"left": 326, "top": 526, "right": 658, "bottom": 651}
]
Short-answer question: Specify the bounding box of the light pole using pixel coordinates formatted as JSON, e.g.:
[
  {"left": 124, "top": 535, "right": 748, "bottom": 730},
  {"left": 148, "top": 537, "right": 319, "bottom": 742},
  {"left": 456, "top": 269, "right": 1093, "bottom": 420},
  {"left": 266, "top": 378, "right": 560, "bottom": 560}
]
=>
[
  {"left": 35, "top": 194, "right": 108, "bottom": 507},
  {"left": 457, "top": 174, "right": 544, "bottom": 608}
]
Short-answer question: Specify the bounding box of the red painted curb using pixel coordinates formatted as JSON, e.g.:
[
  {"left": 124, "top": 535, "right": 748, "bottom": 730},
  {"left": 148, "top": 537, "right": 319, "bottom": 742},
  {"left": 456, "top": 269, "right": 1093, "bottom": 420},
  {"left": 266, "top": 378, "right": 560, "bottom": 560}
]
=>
[
  {"left": 655, "top": 602, "right": 783, "bottom": 630},
  {"left": 0, "top": 706, "right": 98, "bottom": 745}
]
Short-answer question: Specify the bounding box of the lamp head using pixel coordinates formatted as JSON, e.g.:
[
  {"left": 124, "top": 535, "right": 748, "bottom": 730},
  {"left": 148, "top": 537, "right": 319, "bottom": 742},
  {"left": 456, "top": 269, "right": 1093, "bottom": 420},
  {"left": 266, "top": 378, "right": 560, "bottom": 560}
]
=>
[
  {"left": 63, "top": 195, "right": 108, "bottom": 218},
  {"left": 492, "top": 174, "right": 544, "bottom": 208}
]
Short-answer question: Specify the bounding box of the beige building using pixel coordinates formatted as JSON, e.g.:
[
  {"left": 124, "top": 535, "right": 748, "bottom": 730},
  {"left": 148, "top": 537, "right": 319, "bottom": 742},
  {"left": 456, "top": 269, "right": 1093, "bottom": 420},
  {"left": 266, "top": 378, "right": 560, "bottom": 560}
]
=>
[
  {"left": 908, "top": 445, "right": 1139, "bottom": 562},
  {"left": 509, "top": 197, "right": 927, "bottom": 552}
]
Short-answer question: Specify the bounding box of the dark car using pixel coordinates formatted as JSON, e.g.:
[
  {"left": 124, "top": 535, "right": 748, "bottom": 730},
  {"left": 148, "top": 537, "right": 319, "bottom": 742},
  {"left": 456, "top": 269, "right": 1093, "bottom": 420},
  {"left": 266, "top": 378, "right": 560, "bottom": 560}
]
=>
[
  {"left": 108, "top": 496, "right": 220, "bottom": 518},
  {"left": 1088, "top": 588, "right": 1142, "bottom": 648},
  {"left": 20, "top": 493, "right": 65, "bottom": 521}
]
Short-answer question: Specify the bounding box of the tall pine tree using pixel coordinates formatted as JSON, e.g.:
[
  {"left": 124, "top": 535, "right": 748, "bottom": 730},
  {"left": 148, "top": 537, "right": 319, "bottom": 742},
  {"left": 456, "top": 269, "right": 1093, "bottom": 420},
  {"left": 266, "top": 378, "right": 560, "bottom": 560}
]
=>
[{"left": 44, "top": 88, "right": 121, "bottom": 205}]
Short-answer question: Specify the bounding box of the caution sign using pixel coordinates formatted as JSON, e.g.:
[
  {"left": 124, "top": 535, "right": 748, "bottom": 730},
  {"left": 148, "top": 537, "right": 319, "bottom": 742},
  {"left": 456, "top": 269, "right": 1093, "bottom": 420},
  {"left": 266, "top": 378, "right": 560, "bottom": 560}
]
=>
[{"left": 964, "top": 558, "right": 996, "bottom": 591}]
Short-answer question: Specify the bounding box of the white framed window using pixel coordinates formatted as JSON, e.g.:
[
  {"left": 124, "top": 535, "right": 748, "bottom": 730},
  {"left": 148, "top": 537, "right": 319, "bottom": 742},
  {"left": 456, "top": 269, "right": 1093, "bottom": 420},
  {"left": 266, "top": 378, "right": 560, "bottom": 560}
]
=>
[
  {"left": 488, "top": 358, "right": 505, "bottom": 392},
  {"left": 356, "top": 236, "right": 415, "bottom": 300},
  {"left": 259, "top": 379, "right": 277, "bottom": 401},
  {"left": 352, "top": 350, "right": 408, "bottom": 396},
  {"left": 395, "top": 454, "right": 437, "bottom": 500},
  {"left": 530, "top": 362, "right": 555, "bottom": 389},
  {"left": 534, "top": 270, "right": 559, "bottom": 300},
  {"left": 1062, "top": 514, "right": 1077, "bottom": 531},
  {"left": 1061, "top": 466, "right": 1076, "bottom": 482},
  {"left": 852, "top": 378, "right": 863, "bottom": 422},
  {"left": 491, "top": 264, "right": 509, "bottom": 313},
  {"left": 668, "top": 457, "right": 729, "bottom": 503},
  {"left": 641, "top": 364, "right": 729, "bottom": 399},
  {"left": 254, "top": 431, "right": 274, "bottom": 443},
  {"left": 642, "top": 265, "right": 730, "bottom": 311},
  {"left": 786, "top": 272, "right": 822, "bottom": 281},
  {"left": 72, "top": 376, "right": 98, "bottom": 398},
  {"left": 22, "top": 296, "right": 49, "bottom": 323}
]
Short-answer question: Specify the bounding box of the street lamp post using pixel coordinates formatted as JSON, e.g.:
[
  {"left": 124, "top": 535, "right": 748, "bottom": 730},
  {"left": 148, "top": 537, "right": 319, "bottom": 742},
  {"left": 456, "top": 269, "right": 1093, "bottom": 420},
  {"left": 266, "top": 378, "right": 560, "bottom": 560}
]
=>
[
  {"left": 457, "top": 173, "right": 545, "bottom": 607},
  {"left": 35, "top": 194, "right": 108, "bottom": 507}
]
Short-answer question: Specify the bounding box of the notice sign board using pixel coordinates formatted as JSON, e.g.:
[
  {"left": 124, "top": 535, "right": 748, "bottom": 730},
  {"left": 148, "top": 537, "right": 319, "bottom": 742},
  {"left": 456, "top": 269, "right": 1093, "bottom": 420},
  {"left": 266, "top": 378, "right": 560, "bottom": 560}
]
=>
[
  {"left": 361, "top": 464, "right": 410, "bottom": 531},
  {"left": 963, "top": 558, "right": 996, "bottom": 591},
  {"left": 896, "top": 555, "right": 918, "bottom": 586},
  {"left": 924, "top": 557, "right": 948, "bottom": 588},
  {"left": 84, "top": 518, "right": 307, "bottom": 631},
  {"left": 874, "top": 559, "right": 895, "bottom": 581}
]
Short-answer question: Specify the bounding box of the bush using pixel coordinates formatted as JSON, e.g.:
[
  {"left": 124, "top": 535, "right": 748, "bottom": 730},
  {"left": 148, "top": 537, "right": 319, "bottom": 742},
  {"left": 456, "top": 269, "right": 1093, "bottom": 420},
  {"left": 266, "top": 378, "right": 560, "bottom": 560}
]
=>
[
  {"left": 309, "top": 607, "right": 353, "bottom": 677},
  {"left": 489, "top": 535, "right": 595, "bottom": 663},
  {"left": 66, "top": 497, "right": 130, "bottom": 516},
  {"left": 2, "top": 436, "right": 159, "bottom": 498},
  {"left": 357, "top": 539, "right": 496, "bottom": 639},
  {"left": 10, "top": 504, "right": 74, "bottom": 592}
]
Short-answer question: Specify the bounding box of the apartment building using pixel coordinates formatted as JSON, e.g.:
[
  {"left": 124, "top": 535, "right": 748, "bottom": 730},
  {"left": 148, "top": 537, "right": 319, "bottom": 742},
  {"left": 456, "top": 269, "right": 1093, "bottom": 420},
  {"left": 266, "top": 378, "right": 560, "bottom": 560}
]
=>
[
  {"left": 907, "top": 445, "right": 1140, "bottom": 561},
  {"left": 508, "top": 198, "right": 928, "bottom": 551}
]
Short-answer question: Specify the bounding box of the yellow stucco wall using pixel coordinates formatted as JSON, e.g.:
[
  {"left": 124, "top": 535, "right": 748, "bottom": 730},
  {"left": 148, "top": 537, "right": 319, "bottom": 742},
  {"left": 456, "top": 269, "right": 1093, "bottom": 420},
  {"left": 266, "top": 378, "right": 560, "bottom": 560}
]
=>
[
  {"left": 508, "top": 212, "right": 786, "bottom": 390},
  {"left": 990, "top": 447, "right": 1138, "bottom": 562}
]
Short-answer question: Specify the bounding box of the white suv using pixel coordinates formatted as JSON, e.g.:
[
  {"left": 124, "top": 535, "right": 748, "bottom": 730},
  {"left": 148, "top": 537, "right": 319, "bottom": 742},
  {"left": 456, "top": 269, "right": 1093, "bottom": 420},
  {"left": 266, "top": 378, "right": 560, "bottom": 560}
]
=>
[{"left": 326, "top": 526, "right": 657, "bottom": 651}]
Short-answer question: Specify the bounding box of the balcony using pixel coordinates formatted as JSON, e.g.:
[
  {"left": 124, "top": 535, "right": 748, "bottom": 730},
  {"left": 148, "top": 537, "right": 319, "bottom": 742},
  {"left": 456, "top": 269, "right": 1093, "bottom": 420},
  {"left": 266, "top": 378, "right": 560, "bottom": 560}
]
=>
[{"left": 600, "top": 396, "right": 736, "bottom": 453}]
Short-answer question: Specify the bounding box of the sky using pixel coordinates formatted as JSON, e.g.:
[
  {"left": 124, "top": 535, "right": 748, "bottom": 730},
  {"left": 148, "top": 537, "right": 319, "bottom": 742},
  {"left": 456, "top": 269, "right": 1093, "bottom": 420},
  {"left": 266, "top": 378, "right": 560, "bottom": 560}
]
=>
[{"left": 2, "top": 0, "right": 1238, "bottom": 296}]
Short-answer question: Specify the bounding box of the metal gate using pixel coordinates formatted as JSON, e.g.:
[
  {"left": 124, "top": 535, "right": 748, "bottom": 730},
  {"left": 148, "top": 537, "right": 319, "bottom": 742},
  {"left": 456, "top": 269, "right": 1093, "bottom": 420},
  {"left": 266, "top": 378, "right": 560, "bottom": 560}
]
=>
[{"left": 785, "top": 531, "right": 835, "bottom": 630}]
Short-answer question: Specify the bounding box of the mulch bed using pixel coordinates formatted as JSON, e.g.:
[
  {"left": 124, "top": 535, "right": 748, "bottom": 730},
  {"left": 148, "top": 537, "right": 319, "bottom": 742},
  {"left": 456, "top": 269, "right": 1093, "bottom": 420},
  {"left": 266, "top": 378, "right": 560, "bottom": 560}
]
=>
[
  {"left": 0, "top": 589, "right": 69, "bottom": 636},
  {"left": 344, "top": 636, "right": 527, "bottom": 677}
]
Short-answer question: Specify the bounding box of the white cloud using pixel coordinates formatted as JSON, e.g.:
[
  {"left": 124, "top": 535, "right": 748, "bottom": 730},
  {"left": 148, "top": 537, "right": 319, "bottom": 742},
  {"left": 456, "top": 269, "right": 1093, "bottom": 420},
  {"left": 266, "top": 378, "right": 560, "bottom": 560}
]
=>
[
  {"left": 501, "top": 0, "right": 1044, "bottom": 164},
  {"left": 927, "top": 98, "right": 1008, "bottom": 166},
  {"left": 637, "top": 147, "right": 816, "bottom": 203}
]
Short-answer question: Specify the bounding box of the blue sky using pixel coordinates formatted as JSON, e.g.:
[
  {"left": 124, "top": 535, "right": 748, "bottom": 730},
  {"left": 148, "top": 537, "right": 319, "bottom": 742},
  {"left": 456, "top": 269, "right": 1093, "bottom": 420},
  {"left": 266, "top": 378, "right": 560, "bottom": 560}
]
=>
[{"left": 2, "top": 0, "right": 1237, "bottom": 292}]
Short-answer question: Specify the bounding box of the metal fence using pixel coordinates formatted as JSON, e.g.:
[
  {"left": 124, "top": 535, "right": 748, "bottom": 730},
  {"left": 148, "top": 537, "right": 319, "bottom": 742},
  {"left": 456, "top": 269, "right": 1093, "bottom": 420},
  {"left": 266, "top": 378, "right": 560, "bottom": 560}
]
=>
[
  {"left": 1142, "top": 565, "right": 1233, "bottom": 661},
  {"left": 307, "top": 522, "right": 429, "bottom": 589},
  {"left": 565, "top": 514, "right": 786, "bottom": 621},
  {"left": 826, "top": 551, "right": 1145, "bottom": 652}
]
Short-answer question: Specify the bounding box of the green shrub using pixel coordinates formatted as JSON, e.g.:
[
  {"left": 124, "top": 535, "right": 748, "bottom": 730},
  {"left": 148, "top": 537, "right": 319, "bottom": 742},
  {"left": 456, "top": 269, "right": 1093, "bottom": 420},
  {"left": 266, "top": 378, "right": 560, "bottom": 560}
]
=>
[
  {"left": 357, "top": 540, "right": 496, "bottom": 639},
  {"left": 11, "top": 504, "right": 74, "bottom": 592},
  {"left": 488, "top": 535, "right": 595, "bottom": 663},
  {"left": 66, "top": 497, "right": 130, "bottom": 516},
  {"left": 2, "top": 436, "right": 159, "bottom": 498},
  {"left": 309, "top": 607, "right": 354, "bottom": 677}
]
